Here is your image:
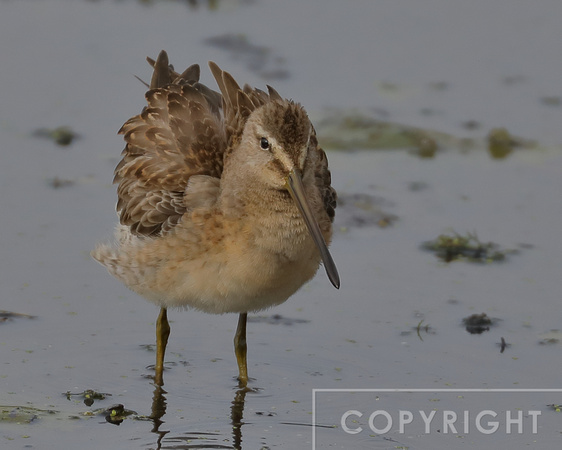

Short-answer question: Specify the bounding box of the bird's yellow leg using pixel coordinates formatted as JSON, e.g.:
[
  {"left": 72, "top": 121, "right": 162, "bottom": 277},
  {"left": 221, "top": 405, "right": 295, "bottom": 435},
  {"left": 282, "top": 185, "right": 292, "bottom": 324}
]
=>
[
  {"left": 234, "top": 313, "right": 248, "bottom": 387},
  {"left": 155, "top": 307, "right": 170, "bottom": 386}
]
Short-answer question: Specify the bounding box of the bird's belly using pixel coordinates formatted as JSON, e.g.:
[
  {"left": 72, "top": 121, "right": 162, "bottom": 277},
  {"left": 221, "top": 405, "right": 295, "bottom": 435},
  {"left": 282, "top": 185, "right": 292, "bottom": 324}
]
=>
[{"left": 148, "top": 235, "right": 321, "bottom": 314}]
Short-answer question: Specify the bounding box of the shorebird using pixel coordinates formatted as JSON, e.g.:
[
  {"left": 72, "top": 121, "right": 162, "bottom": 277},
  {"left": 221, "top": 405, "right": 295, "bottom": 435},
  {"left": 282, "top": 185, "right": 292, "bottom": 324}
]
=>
[{"left": 92, "top": 50, "right": 339, "bottom": 387}]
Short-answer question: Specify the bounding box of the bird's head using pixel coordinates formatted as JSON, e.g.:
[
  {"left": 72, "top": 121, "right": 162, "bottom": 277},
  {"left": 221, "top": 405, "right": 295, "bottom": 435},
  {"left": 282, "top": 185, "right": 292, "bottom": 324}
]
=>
[{"left": 236, "top": 100, "right": 340, "bottom": 289}]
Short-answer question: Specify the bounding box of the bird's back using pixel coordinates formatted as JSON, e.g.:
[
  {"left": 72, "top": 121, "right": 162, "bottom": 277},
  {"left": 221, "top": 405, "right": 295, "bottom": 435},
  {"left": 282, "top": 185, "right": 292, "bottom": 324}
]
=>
[{"left": 114, "top": 51, "right": 226, "bottom": 236}]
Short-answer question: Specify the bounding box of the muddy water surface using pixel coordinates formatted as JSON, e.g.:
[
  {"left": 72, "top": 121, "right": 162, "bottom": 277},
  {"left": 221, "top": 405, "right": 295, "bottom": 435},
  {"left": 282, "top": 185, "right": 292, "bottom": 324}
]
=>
[{"left": 1, "top": 1, "right": 562, "bottom": 449}]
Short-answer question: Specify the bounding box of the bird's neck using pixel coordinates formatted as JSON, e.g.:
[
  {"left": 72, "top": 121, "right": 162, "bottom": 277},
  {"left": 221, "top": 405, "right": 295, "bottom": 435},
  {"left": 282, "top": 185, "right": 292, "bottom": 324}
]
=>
[{"left": 220, "top": 177, "right": 299, "bottom": 222}]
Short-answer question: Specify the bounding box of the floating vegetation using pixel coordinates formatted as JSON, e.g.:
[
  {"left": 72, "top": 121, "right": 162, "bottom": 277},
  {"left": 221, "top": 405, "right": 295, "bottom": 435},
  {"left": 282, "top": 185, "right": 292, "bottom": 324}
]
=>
[
  {"left": 538, "top": 330, "right": 562, "bottom": 346},
  {"left": 204, "top": 33, "right": 288, "bottom": 80},
  {"left": 462, "top": 313, "right": 499, "bottom": 334},
  {"left": 316, "top": 109, "right": 451, "bottom": 153},
  {"left": 82, "top": 403, "right": 140, "bottom": 425},
  {"left": 1, "top": 402, "right": 147, "bottom": 427},
  {"left": 409, "top": 130, "right": 438, "bottom": 158},
  {"left": 415, "top": 320, "right": 436, "bottom": 341},
  {"left": 0, "top": 310, "right": 36, "bottom": 324},
  {"left": 487, "top": 128, "right": 513, "bottom": 159},
  {"left": 103, "top": 404, "right": 137, "bottom": 426},
  {"left": 315, "top": 109, "right": 539, "bottom": 157},
  {"left": 65, "top": 390, "right": 112, "bottom": 407},
  {"left": 421, "top": 231, "right": 515, "bottom": 263},
  {"left": 248, "top": 314, "right": 309, "bottom": 326},
  {"left": 32, "top": 126, "right": 79, "bottom": 146},
  {"left": 487, "top": 127, "right": 537, "bottom": 159},
  {"left": 0, "top": 405, "right": 56, "bottom": 424}
]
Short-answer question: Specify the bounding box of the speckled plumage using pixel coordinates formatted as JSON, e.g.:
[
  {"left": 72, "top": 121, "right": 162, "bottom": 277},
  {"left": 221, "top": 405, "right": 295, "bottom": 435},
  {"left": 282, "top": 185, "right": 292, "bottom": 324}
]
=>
[{"left": 92, "top": 50, "right": 338, "bottom": 385}]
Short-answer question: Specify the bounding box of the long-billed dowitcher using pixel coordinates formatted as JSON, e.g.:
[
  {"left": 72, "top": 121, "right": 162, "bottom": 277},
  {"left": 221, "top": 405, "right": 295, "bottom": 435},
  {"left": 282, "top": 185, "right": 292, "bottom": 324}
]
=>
[{"left": 92, "top": 50, "right": 339, "bottom": 386}]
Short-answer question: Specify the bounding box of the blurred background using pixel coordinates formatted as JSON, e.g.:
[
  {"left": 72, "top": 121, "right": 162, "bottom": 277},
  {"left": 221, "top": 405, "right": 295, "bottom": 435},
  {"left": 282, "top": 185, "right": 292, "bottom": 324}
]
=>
[{"left": 1, "top": 1, "right": 561, "bottom": 449}]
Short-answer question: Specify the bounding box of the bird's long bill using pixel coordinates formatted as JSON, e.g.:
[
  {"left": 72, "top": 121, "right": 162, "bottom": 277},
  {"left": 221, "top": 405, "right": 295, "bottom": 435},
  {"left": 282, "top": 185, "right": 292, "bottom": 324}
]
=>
[{"left": 286, "top": 169, "right": 340, "bottom": 289}]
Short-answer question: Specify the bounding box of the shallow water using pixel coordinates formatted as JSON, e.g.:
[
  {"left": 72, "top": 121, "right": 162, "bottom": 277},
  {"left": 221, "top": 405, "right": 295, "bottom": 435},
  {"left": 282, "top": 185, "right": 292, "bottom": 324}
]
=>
[{"left": 1, "top": 1, "right": 562, "bottom": 449}]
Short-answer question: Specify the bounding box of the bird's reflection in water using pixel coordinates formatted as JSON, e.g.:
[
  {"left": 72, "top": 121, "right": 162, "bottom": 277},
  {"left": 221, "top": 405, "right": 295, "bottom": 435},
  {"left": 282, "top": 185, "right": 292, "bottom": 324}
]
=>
[
  {"left": 150, "top": 385, "right": 169, "bottom": 449},
  {"left": 148, "top": 383, "right": 253, "bottom": 449},
  {"left": 230, "top": 386, "right": 250, "bottom": 449}
]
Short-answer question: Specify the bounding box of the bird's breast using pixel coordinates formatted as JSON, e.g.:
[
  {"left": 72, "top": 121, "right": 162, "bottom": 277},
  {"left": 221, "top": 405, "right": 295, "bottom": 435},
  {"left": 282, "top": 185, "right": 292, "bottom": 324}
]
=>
[{"left": 154, "top": 210, "right": 322, "bottom": 314}]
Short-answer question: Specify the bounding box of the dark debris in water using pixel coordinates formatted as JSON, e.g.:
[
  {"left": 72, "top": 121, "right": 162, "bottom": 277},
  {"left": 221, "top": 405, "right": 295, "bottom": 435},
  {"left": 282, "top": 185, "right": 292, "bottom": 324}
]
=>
[
  {"left": 248, "top": 314, "right": 309, "bottom": 326},
  {"left": 136, "top": 0, "right": 255, "bottom": 10},
  {"left": 422, "top": 231, "right": 516, "bottom": 263},
  {"left": 139, "top": 343, "right": 156, "bottom": 352},
  {"left": 48, "top": 176, "right": 75, "bottom": 189},
  {"left": 462, "top": 313, "right": 499, "bottom": 334},
  {"left": 497, "top": 336, "right": 511, "bottom": 353},
  {"left": 0, "top": 310, "right": 36, "bottom": 324},
  {"left": 407, "top": 181, "right": 430, "bottom": 192},
  {"left": 65, "top": 389, "right": 112, "bottom": 407},
  {"left": 540, "top": 96, "right": 562, "bottom": 107},
  {"left": 32, "top": 126, "right": 79, "bottom": 146},
  {"left": 428, "top": 81, "right": 450, "bottom": 91},
  {"left": 204, "top": 33, "right": 289, "bottom": 80},
  {"left": 337, "top": 192, "right": 397, "bottom": 229},
  {"left": 461, "top": 119, "right": 481, "bottom": 131},
  {"left": 502, "top": 75, "right": 526, "bottom": 86}
]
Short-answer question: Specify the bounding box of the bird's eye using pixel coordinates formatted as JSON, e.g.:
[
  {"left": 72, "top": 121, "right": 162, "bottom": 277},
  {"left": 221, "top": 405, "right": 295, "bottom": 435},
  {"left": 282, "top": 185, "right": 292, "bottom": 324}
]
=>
[{"left": 260, "top": 137, "right": 270, "bottom": 150}]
